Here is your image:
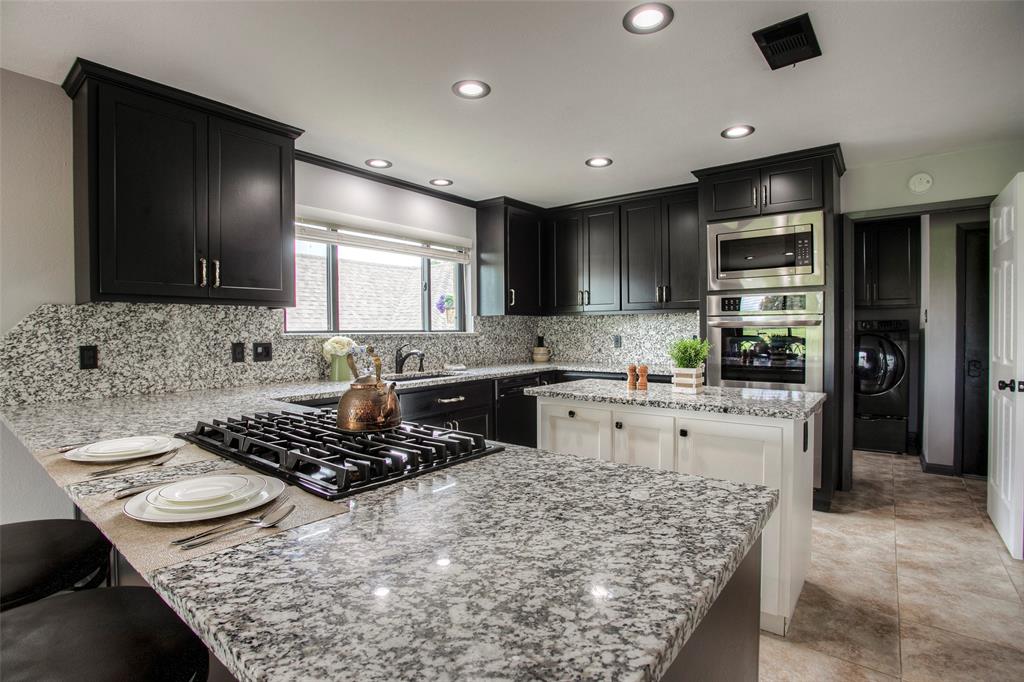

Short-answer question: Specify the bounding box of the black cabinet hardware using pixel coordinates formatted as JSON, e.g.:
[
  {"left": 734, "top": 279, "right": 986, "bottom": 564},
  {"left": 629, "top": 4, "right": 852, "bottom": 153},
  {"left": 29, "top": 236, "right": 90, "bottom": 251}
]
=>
[
  {"left": 679, "top": 429, "right": 688, "bottom": 437},
  {"left": 568, "top": 410, "right": 576, "bottom": 418},
  {"left": 615, "top": 421, "right": 623, "bottom": 429},
  {"left": 998, "top": 380, "right": 1018, "bottom": 392}
]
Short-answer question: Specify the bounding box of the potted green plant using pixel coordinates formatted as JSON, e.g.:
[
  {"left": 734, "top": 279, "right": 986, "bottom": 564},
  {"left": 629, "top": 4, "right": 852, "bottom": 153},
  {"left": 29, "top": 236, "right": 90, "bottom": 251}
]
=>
[{"left": 668, "top": 338, "right": 711, "bottom": 394}]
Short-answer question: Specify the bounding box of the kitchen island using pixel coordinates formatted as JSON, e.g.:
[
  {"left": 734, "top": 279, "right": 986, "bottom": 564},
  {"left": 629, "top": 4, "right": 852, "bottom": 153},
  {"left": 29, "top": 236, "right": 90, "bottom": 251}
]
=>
[
  {"left": 526, "top": 379, "right": 825, "bottom": 636},
  {"left": 2, "top": 383, "right": 778, "bottom": 681}
]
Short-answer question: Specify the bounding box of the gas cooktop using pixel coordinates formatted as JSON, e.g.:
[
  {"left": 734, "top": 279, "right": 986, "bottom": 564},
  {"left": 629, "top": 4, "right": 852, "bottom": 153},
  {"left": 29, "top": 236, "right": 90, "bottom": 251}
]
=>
[{"left": 178, "top": 408, "right": 504, "bottom": 500}]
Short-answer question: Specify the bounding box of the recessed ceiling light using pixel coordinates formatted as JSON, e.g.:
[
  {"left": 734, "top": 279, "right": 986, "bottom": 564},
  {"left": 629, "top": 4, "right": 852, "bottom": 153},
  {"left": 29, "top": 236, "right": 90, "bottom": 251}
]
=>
[
  {"left": 365, "top": 158, "right": 392, "bottom": 169},
  {"left": 429, "top": 178, "right": 453, "bottom": 187},
  {"left": 452, "top": 80, "right": 491, "bottom": 99},
  {"left": 721, "top": 125, "right": 755, "bottom": 139},
  {"left": 623, "top": 3, "right": 674, "bottom": 34},
  {"left": 585, "top": 157, "right": 613, "bottom": 168}
]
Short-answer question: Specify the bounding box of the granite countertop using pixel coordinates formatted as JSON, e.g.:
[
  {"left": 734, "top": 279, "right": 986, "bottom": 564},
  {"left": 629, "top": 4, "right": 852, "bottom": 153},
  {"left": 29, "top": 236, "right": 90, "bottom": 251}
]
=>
[
  {"left": 0, "top": 363, "right": 664, "bottom": 452},
  {"left": 150, "top": 445, "right": 777, "bottom": 682},
  {"left": 525, "top": 379, "right": 827, "bottom": 420}
]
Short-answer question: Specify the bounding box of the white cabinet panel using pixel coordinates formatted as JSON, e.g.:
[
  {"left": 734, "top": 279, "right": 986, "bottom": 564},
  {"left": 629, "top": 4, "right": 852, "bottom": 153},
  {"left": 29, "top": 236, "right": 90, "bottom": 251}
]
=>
[
  {"left": 676, "top": 419, "right": 783, "bottom": 491},
  {"left": 539, "top": 403, "right": 612, "bottom": 461},
  {"left": 612, "top": 411, "right": 676, "bottom": 471}
]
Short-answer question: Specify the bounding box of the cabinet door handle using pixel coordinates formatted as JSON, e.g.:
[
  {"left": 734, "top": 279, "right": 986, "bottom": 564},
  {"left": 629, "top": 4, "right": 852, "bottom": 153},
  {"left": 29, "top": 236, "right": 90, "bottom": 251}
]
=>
[
  {"left": 437, "top": 396, "right": 466, "bottom": 404},
  {"left": 585, "top": 290, "right": 591, "bottom": 305},
  {"left": 679, "top": 429, "right": 688, "bottom": 437},
  {"left": 213, "top": 259, "right": 221, "bottom": 288},
  {"left": 615, "top": 421, "right": 623, "bottom": 430},
  {"left": 752, "top": 187, "right": 758, "bottom": 207},
  {"left": 578, "top": 290, "right": 583, "bottom": 305},
  {"left": 509, "top": 288, "right": 516, "bottom": 307},
  {"left": 656, "top": 286, "right": 662, "bottom": 303},
  {"left": 568, "top": 410, "right": 576, "bottom": 418},
  {"left": 198, "top": 258, "right": 208, "bottom": 287},
  {"left": 997, "top": 380, "right": 1018, "bottom": 392},
  {"left": 762, "top": 185, "right": 767, "bottom": 206},
  {"left": 663, "top": 284, "right": 670, "bottom": 302}
]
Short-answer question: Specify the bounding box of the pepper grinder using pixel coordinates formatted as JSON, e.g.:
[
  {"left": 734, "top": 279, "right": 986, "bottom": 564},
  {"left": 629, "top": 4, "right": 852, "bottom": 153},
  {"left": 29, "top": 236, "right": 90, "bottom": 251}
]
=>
[
  {"left": 627, "top": 364, "right": 638, "bottom": 390},
  {"left": 637, "top": 364, "right": 649, "bottom": 391}
]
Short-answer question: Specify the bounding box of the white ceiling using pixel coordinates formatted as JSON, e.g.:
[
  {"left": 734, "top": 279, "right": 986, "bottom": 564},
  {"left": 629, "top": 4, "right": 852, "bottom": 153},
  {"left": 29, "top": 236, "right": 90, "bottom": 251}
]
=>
[{"left": 3, "top": 1, "right": 1022, "bottom": 207}]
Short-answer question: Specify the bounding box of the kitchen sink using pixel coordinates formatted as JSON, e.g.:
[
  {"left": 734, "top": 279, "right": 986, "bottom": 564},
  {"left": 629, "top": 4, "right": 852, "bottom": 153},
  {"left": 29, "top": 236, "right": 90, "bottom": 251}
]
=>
[{"left": 381, "top": 371, "right": 458, "bottom": 382}]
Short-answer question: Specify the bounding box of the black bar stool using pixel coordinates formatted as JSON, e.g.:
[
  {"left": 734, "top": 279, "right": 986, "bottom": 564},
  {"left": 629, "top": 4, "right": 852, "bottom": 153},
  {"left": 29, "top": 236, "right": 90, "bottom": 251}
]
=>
[
  {"left": 1, "top": 586, "right": 209, "bottom": 681},
  {"left": 1, "top": 519, "right": 111, "bottom": 611}
]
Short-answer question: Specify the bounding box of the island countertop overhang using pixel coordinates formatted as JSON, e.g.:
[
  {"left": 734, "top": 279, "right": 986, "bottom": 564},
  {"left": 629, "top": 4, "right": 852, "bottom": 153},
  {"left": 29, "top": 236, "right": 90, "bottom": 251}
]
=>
[{"left": 525, "top": 379, "right": 826, "bottom": 420}]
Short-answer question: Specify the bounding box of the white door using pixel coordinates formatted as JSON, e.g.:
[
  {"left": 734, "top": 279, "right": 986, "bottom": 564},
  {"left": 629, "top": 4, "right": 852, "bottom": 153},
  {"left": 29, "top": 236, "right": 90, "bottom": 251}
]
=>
[
  {"left": 539, "top": 403, "right": 612, "bottom": 461},
  {"left": 989, "top": 173, "right": 1024, "bottom": 560},
  {"left": 611, "top": 412, "right": 676, "bottom": 470}
]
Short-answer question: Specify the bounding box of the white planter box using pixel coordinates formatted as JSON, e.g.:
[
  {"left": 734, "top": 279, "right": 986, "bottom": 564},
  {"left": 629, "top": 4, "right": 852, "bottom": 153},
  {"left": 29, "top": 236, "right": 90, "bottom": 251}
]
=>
[{"left": 672, "top": 367, "right": 704, "bottom": 394}]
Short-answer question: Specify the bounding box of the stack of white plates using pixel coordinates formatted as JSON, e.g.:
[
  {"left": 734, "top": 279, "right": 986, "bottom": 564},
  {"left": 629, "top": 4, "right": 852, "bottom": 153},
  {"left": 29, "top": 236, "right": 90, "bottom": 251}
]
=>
[
  {"left": 64, "top": 435, "right": 185, "bottom": 463},
  {"left": 123, "top": 474, "right": 285, "bottom": 523}
]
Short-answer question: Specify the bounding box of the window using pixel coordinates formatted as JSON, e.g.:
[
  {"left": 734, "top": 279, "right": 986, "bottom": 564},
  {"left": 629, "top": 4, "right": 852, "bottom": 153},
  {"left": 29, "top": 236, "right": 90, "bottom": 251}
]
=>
[{"left": 285, "top": 220, "right": 468, "bottom": 333}]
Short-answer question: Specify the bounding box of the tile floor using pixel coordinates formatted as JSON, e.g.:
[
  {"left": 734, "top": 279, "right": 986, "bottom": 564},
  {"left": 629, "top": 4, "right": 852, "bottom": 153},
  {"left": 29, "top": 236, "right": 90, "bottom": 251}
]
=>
[{"left": 760, "top": 450, "right": 1024, "bottom": 681}]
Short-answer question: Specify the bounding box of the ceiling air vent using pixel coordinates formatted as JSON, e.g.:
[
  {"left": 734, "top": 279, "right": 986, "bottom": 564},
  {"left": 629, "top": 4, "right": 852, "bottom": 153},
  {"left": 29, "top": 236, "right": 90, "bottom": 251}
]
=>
[{"left": 752, "top": 13, "right": 822, "bottom": 70}]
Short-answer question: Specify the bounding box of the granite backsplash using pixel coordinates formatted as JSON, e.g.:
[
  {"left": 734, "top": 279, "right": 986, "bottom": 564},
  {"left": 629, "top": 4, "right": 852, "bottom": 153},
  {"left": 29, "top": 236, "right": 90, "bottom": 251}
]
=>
[{"left": 0, "top": 303, "right": 698, "bottom": 406}]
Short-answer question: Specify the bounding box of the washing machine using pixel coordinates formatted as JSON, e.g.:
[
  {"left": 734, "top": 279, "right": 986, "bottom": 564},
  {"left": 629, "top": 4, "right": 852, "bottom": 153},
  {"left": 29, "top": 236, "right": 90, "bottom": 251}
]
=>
[{"left": 854, "top": 319, "right": 911, "bottom": 453}]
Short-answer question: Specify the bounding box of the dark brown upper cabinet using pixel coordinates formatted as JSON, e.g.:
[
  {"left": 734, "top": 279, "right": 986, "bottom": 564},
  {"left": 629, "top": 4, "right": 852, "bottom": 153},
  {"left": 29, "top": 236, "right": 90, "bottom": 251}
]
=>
[
  {"left": 476, "top": 198, "right": 543, "bottom": 316},
  {"left": 702, "top": 158, "right": 823, "bottom": 222},
  {"left": 855, "top": 219, "right": 920, "bottom": 308},
  {"left": 621, "top": 190, "right": 700, "bottom": 311},
  {"left": 64, "top": 59, "right": 302, "bottom": 307},
  {"left": 548, "top": 206, "right": 620, "bottom": 313},
  {"left": 550, "top": 211, "right": 584, "bottom": 313},
  {"left": 581, "top": 205, "right": 620, "bottom": 312}
]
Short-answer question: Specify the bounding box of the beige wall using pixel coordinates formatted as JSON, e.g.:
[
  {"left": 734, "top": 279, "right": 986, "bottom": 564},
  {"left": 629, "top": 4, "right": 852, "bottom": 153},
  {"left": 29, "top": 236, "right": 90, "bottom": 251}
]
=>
[
  {"left": 0, "top": 69, "right": 75, "bottom": 335},
  {"left": 842, "top": 141, "right": 1024, "bottom": 214},
  {"left": 920, "top": 207, "right": 990, "bottom": 468}
]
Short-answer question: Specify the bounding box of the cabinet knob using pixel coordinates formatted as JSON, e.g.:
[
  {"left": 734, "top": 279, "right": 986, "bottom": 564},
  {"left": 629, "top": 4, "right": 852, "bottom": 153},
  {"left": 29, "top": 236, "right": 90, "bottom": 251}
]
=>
[
  {"left": 615, "top": 421, "right": 622, "bottom": 430},
  {"left": 679, "top": 429, "right": 688, "bottom": 437},
  {"left": 568, "top": 410, "right": 576, "bottom": 418}
]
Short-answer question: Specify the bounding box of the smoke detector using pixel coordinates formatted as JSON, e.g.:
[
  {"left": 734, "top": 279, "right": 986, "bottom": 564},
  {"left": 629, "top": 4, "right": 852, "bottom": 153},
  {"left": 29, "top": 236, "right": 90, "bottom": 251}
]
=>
[{"left": 752, "top": 13, "right": 822, "bottom": 70}]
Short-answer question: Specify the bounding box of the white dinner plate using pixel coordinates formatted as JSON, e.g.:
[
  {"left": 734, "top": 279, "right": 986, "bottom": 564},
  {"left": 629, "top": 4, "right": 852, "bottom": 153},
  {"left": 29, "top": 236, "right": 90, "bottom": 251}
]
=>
[
  {"left": 146, "top": 476, "right": 268, "bottom": 512},
  {"left": 123, "top": 476, "right": 286, "bottom": 524},
  {"left": 64, "top": 436, "right": 184, "bottom": 463},
  {"left": 156, "top": 475, "right": 250, "bottom": 504}
]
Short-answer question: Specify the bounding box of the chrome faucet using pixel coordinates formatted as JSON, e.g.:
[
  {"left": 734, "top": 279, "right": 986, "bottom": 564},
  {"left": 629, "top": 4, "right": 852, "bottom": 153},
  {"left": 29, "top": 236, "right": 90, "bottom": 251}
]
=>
[{"left": 395, "top": 343, "right": 425, "bottom": 374}]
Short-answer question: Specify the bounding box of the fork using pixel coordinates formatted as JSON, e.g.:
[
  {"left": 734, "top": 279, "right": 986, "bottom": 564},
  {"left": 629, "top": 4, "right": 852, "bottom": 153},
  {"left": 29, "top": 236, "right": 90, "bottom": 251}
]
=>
[
  {"left": 87, "top": 449, "right": 180, "bottom": 477},
  {"left": 178, "top": 504, "right": 297, "bottom": 550},
  {"left": 170, "top": 494, "right": 291, "bottom": 545}
]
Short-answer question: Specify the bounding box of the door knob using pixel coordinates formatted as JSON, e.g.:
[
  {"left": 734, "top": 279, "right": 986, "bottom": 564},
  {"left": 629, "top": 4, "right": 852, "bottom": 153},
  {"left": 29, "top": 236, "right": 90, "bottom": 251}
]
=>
[
  {"left": 615, "top": 421, "right": 622, "bottom": 429},
  {"left": 997, "top": 380, "right": 1018, "bottom": 392}
]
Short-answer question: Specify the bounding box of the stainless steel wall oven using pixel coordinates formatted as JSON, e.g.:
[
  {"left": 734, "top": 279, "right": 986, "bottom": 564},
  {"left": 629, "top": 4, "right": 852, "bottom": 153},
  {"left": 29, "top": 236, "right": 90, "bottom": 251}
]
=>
[{"left": 706, "top": 291, "right": 824, "bottom": 392}]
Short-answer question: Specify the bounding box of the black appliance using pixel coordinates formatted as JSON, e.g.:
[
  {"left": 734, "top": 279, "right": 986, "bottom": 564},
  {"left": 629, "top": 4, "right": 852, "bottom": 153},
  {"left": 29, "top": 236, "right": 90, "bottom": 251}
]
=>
[
  {"left": 854, "top": 320, "right": 910, "bottom": 453},
  {"left": 179, "top": 409, "right": 504, "bottom": 501},
  {"left": 495, "top": 375, "right": 541, "bottom": 447}
]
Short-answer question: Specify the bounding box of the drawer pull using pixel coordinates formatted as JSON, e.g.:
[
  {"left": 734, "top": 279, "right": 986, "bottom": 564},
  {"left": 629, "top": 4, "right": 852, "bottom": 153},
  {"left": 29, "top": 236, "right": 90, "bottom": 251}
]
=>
[
  {"left": 568, "top": 410, "right": 576, "bottom": 418},
  {"left": 615, "top": 421, "right": 622, "bottom": 430},
  {"left": 679, "top": 429, "right": 688, "bottom": 438},
  {"left": 437, "top": 396, "right": 466, "bottom": 404}
]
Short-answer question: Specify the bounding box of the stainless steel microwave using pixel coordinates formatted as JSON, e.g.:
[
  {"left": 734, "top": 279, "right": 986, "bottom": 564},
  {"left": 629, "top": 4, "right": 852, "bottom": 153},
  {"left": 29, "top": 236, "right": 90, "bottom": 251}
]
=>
[{"left": 707, "top": 211, "right": 824, "bottom": 290}]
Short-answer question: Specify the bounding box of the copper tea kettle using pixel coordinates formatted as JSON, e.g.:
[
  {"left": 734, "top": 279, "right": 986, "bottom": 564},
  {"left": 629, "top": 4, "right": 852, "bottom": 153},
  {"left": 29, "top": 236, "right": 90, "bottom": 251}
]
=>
[{"left": 335, "top": 347, "right": 402, "bottom": 432}]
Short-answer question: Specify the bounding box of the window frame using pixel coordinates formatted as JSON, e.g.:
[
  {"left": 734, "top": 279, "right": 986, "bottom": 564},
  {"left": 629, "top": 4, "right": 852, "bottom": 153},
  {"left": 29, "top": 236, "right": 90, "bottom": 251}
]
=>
[{"left": 286, "top": 239, "right": 467, "bottom": 334}]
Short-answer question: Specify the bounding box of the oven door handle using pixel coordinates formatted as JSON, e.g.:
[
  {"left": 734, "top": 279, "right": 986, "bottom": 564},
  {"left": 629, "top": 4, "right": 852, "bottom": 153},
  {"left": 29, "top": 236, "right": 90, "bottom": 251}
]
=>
[{"left": 706, "top": 317, "right": 823, "bottom": 327}]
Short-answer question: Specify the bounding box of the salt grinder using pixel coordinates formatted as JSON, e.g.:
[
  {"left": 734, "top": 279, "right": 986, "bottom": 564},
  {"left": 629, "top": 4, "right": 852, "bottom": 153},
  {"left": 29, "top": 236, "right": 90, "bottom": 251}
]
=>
[
  {"left": 637, "top": 364, "right": 649, "bottom": 391},
  {"left": 627, "top": 364, "right": 638, "bottom": 390}
]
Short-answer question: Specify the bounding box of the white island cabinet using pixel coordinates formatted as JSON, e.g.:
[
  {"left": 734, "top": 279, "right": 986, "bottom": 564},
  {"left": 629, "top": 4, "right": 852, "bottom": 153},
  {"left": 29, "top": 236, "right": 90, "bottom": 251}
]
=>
[{"left": 530, "top": 379, "right": 825, "bottom": 636}]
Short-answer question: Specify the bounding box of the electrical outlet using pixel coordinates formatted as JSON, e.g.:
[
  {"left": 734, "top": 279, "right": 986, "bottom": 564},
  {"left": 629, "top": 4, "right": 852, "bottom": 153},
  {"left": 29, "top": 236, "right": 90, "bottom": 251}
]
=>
[
  {"left": 613, "top": 335, "right": 622, "bottom": 349},
  {"left": 253, "top": 342, "right": 273, "bottom": 362},
  {"left": 79, "top": 345, "right": 98, "bottom": 370},
  {"left": 231, "top": 342, "right": 245, "bottom": 363}
]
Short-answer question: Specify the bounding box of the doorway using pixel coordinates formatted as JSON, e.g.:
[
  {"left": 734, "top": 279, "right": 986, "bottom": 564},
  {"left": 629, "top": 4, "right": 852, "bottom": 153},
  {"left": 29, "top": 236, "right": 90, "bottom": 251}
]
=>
[{"left": 955, "top": 221, "right": 990, "bottom": 477}]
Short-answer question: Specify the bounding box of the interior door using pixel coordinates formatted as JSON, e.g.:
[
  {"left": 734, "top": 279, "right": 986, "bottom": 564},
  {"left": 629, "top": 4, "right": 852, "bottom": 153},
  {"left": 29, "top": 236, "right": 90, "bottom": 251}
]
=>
[{"left": 988, "top": 172, "right": 1024, "bottom": 560}]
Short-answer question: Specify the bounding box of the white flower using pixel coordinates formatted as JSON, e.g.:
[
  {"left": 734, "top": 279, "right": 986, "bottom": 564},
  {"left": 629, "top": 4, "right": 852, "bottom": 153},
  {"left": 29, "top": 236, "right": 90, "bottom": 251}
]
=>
[{"left": 322, "top": 336, "right": 357, "bottom": 361}]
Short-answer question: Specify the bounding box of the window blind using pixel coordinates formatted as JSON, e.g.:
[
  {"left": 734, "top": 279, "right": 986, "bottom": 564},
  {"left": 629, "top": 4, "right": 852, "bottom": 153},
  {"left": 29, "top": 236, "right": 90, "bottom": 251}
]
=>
[{"left": 295, "top": 219, "right": 471, "bottom": 264}]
